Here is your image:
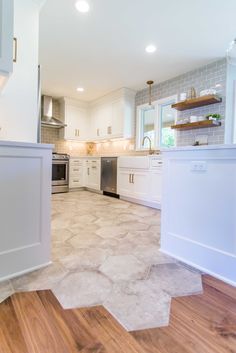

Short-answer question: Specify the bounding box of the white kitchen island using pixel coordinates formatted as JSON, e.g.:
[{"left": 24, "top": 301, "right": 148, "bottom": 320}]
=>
[
  {"left": 160, "top": 144, "right": 236, "bottom": 286},
  {"left": 0, "top": 141, "right": 53, "bottom": 281}
]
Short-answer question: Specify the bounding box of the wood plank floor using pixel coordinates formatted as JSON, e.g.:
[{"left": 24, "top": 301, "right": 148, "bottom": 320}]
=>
[{"left": 0, "top": 275, "right": 235, "bottom": 353}]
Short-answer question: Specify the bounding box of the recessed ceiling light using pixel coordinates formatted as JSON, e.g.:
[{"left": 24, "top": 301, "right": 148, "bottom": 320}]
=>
[
  {"left": 77, "top": 87, "right": 84, "bottom": 92},
  {"left": 75, "top": 0, "right": 90, "bottom": 13},
  {"left": 145, "top": 45, "right": 157, "bottom": 54}
]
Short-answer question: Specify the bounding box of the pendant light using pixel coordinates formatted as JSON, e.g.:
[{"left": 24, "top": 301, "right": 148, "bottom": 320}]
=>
[
  {"left": 227, "top": 39, "right": 236, "bottom": 66},
  {"left": 147, "top": 80, "right": 154, "bottom": 106}
]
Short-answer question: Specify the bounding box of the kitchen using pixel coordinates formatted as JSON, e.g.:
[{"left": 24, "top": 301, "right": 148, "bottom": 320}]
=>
[{"left": 0, "top": 0, "right": 236, "bottom": 352}]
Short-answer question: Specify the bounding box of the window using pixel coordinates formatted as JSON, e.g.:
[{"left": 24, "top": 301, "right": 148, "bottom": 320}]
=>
[
  {"left": 158, "top": 99, "right": 177, "bottom": 148},
  {"left": 140, "top": 106, "right": 156, "bottom": 148},
  {"left": 136, "top": 95, "right": 177, "bottom": 151}
]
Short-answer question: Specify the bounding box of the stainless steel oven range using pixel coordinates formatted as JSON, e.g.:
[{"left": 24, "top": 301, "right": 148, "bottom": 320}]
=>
[{"left": 52, "top": 153, "right": 69, "bottom": 194}]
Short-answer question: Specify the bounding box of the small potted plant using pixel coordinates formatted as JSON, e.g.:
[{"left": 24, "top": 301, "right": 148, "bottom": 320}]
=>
[{"left": 206, "top": 114, "right": 221, "bottom": 121}]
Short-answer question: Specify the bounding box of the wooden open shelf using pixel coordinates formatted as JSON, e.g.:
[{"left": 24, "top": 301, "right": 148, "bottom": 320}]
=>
[
  {"left": 171, "top": 120, "right": 221, "bottom": 131},
  {"left": 171, "top": 95, "right": 222, "bottom": 111}
]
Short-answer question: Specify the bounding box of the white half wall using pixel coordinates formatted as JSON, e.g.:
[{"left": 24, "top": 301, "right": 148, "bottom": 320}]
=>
[
  {"left": 0, "top": 141, "right": 53, "bottom": 281},
  {"left": 161, "top": 145, "right": 236, "bottom": 287},
  {"left": 0, "top": 0, "right": 40, "bottom": 143}
]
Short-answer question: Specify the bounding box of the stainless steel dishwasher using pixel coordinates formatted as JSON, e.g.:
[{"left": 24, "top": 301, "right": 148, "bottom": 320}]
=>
[{"left": 101, "top": 157, "right": 118, "bottom": 195}]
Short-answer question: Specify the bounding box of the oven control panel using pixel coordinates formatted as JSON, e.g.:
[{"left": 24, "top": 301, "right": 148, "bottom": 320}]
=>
[{"left": 52, "top": 153, "right": 69, "bottom": 160}]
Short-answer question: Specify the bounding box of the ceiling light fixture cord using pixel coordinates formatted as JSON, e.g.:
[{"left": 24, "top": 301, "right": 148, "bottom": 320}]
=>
[{"left": 147, "top": 80, "right": 154, "bottom": 106}]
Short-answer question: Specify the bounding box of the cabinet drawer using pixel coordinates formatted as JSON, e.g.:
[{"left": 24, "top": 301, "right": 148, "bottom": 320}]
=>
[
  {"left": 70, "top": 159, "right": 84, "bottom": 167},
  {"left": 150, "top": 157, "right": 163, "bottom": 169},
  {"left": 70, "top": 178, "right": 83, "bottom": 188},
  {"left": 70, "top": 165, "right": 83, "bottom": 174}
]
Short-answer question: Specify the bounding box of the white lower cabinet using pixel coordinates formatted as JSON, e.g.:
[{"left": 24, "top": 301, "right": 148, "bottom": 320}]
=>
[
  {"left": 132, "top": 171, "right": 150, "bottom": 200},
  {"left": 117, "top": 156, "right": 162, "bottom": 209},
  {"left": 69, "top": 157, "right": 101, "bottom": 191},
  {"left": 149, "top": 170, "right": 162, "bottom": 203},
  {"left": 117, "top": 169, "right": 149, "bottom": 201},
  {"left": 85, "top": 158, "right": 101, "bottom": 191},
  {"left": 117, "top": 170, "right": 134, "bottom": 198},
  {"left": 69, "top": 158, "right": 84, "bottom": 188}
]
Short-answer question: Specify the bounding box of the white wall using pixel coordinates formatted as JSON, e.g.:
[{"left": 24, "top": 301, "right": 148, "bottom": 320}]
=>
[
  {"left": 0, "top": 0, "right": 41, "bottom": 143},
  {"left": 225, "top": 63, "right": 236, "bottom": 144}
]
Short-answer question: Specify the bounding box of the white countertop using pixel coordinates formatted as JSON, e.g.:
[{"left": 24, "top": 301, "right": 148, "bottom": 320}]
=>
[
  {"left": 70, "top": 154, "right": 162, "bottom": 159},
  {"left": 0, "top": 140, "right": 54, "bottom": 149},
  {"left": 161, "top": 144, "right": 236, "bottom": 153}
]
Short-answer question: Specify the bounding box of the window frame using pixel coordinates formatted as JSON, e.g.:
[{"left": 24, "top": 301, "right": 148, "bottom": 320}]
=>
[{"left": 136, "top": 95, "right": 178, "bottom": 151}]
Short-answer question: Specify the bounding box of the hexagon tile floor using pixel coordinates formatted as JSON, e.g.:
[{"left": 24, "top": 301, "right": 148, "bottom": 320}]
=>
[{"left": 0, "top": 191, "right": 203, "bottom": 331}]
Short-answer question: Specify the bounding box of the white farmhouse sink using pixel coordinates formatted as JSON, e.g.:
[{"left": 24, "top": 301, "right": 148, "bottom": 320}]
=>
[{"left": 118, "top": 156, "right": 150, "bottom": 169}]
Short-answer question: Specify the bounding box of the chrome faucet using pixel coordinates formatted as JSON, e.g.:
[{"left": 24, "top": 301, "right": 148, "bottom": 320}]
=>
[{"left": 142, "top": 136, "right": 154, "bottom": 155}]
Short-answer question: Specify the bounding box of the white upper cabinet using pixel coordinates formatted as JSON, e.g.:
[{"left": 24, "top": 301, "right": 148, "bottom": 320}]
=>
[
  {"left": 89, "top": 88, "right": 136, "bottom": 141},
  {"left": 60, "top": 98, "right": 89, "bottom": 141},
  {"left": 59, "top": 88, "right": 136, "bottom": 142},
  {"left": 90, "top": 104, "right": 112, "bottom": 140},
  {"left": 0, "top": 0, "right": 14, "bottom": 86}
]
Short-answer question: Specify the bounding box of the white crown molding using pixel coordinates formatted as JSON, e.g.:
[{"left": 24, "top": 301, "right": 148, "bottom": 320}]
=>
[
  {"left": 89, "top": 87, "right": 137, "bottom": 108},
  {"left": 59, "top": 97, "right": 89, "bottom": 109}
]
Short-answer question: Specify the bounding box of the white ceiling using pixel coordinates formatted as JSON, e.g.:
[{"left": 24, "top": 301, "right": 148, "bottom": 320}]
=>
[{"left": 39, "top": 0, "right": 236, "bottom": 101}]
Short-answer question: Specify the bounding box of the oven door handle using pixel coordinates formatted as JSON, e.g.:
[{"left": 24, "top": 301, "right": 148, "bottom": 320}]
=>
[{"left": 52, "top": 160, "right": 69, "bottom": 165}]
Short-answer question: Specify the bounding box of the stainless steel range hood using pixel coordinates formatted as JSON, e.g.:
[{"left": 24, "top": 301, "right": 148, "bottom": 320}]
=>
[{"left": 41, "top": 95, "right": 66, "bottom": 129}]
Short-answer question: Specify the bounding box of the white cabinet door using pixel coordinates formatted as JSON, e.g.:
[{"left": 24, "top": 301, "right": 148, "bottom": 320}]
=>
[
  {"left": 0, "top": 0, "right": 13, "bottom": 79},
  {"left": 132, "top": 171, "right": 149, "bottom": 200},
  {"left": 90, "top": 104, "right": 112, "bottom": 139},
  {"left": 101, "top": 104, "right": 112, "bottom": 137},
  {"left": 0, "top": 0, "right": 13, "bottom": 74},
  {"left": 85, "top": 159, "right": 101, "bottom": 190},
  {"left": 64, "top": 104, "right": 88, "bottom": 141},
  {"left": 90, "top": 107, "right": 104, "bottom": 139},
  {"left": 149, "top": 170, "right": 162, "bottom": 204},
  {"left": 111, "top": 99, "right": 123, "bottom": 138},
  {"left": 117, "top": 169, "right": 134, "bottom": 197}
]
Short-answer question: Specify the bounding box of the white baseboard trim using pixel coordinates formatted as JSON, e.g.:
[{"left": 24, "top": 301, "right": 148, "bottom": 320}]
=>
[
  {"left": 161, "top": 232, "right": 236, "bottom": 287},
  {"left": 0, "top": 261, "right": 52, "bottom": 283},
  {"left": 120, "top": 196, "right": 161, "bottom": 209}
]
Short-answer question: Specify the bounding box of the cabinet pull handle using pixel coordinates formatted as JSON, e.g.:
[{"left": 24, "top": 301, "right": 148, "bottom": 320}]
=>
[
  {"left": 87, "top": 168, "right": 90, "bottom": 175},
  {"left": 107, "top": 126, "right": 112, "bottom": 134},
  {"left": 97, "top": 129, "right": 100, "bottom": 136},
  {"left": 132, "top": 174, "right": 134, "bottom": 184},
  {"left": 13, "top": 38, "right": 17, "bottom": 63},
  {"left": 77, "top": 129, "right": 80, "bottom": 137},
  {"left": 75, "top": 129, "right": 77, "bottom": 136},
  {"left": 129, "top": 174, "right": 131, "bottom": 183}
]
